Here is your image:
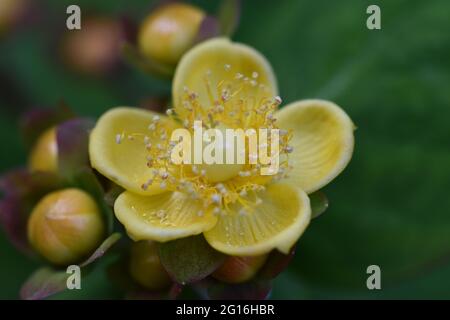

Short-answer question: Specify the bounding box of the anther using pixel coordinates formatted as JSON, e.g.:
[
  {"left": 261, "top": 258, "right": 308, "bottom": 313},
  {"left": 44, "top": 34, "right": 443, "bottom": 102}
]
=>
[
  {"left": 115, "top": 134, "right": 122, "bottom": 144},
  {"left": 285, "top": 146, "right": 294, "bottom": 153},
  {"left": 274, "top": 96, "right": 282, "bottom": 105},
  {"left": 160, "top": 172, "right": 169, "bottom": 179},
  {"left": 211, "top": 194, "right": 221, "bottom": 204}
]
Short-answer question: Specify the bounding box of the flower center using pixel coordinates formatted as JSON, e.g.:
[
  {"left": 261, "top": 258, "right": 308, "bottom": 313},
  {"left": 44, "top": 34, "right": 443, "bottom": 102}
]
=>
[
  {"left": 116, "top": 65, "right": 294, "bottom": 216},
  {"left": 198, "top": 125, "right": 244, "bottom": 183}
]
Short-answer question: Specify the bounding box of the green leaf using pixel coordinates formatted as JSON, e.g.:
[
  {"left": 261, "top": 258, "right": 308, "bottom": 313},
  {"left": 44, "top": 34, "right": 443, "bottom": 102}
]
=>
[
  {"left": 158, "top": 235, "right": 225, "bottom": 285},
  {"left": 81, "top": 233, "right": 122, "bottom": 267},
  {"left": 309, "top": 191, "right": 329, "bottom": 219},
  {"left": 20, "top": 233, "right": 121, "bottom": 300},
  {"left": 218, "top": 0, "right": 241, "bottom": 36},
  {"left": 20, "top": 267, "right": 69, "bottom": 300}
]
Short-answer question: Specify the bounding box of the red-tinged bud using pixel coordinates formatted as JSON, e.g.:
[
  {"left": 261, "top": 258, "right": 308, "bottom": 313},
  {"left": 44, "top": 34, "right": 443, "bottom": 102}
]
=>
[{"left": 212, "top": 255, "right": 268, "bottom": 284}]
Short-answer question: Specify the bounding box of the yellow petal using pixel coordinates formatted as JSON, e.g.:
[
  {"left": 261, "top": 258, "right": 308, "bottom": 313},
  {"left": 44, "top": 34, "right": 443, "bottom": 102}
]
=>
[
  {"left": 204, "top": 183, "right": 311, "bottom": 256},
  {"left": 276, "top": 99, "right": 355, "bottom": 194},
  {"left": 89, "top": 107, "right": 177, "bottom": 195},
  {"left": 172, "top": 38, "right": 278, "bottom": 117},
  {"left": 114, "top": 191, "right": 218, "bottom": 242}
]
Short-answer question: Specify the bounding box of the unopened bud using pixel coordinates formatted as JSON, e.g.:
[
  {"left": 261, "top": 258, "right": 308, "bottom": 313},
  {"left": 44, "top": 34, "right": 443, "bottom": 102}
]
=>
[
  {"left": 28, "top": 127, "right": 58, "bottom": 173},
  {"left": 129, "top": 240, "right": 171, "bottom": 290},
  {"left": 60, "top": 18, "right": 124, "bottom": 76},
  {"left": 0, "top": 0, "right": 28, "bottom": 36},
  {"left": 138, "top": 3, "right": 205, "bottom": 66},
  {"left": 27, "top": 188, "right": 105, "bottom": 265}
]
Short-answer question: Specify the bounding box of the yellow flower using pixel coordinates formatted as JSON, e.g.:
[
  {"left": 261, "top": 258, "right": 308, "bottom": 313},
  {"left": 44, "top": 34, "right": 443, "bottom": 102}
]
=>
[{"left": 89, "top": 38, "right": 355, "bottom": 256}]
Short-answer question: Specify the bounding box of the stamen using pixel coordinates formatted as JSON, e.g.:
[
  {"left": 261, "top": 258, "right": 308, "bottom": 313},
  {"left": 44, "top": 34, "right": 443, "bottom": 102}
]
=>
[{"left": 116, "top": 68, "right": 293, "bottom": 215}]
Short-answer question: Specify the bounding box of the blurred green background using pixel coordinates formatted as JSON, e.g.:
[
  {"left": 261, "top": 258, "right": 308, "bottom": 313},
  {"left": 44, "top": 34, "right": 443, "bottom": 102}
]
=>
[{"left": 1, "top": 0, "right": 450, "bottom": 299}]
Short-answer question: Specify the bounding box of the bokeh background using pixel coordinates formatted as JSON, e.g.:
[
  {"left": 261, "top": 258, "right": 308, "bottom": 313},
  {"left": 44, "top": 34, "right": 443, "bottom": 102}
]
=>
[{"left": 1, "top": 0, "right": 450, "bottom": 299}]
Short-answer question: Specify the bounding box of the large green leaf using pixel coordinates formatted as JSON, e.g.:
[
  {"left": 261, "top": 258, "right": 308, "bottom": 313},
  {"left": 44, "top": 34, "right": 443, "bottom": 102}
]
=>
[{"left": 158, "top": 235, "right": 225, "bottom": 285}]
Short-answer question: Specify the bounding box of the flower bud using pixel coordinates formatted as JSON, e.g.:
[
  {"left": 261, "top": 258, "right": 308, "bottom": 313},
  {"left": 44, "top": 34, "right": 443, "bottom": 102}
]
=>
[
  {"left": 138, "top": 3, "right": 205, "bottom": 66},
  {"left": 28, "top": 127, "right": 58, "bottom": 173},
  {"left": 27, "top": 188, "right": 105, "bottom": 265},
  {"left": 129, "top": 240, "right": 171, "bottom": 290},
  {"left": 60, "top": 17, "right": 124, "bottom": 76},
  {"left": 212, "top": 255, "right": 268, "bottom": 284}
]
